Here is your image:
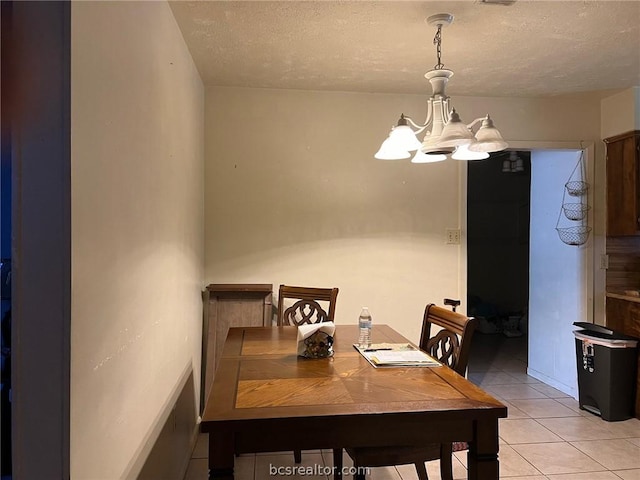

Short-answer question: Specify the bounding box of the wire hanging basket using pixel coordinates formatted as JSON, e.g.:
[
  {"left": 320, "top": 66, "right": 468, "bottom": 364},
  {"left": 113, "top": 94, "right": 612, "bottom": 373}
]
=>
[
  {"left": 565, "top": 150, "right": 589, "bottom": 196},
  {"left": 562, "top": 203, "right": 590, "bottom": 221},
  {"left": 555, "top": 148, "right": 591, "bottom": 246},
  {"left": 556, "top": 226, "right": 592, "bottom": 246},
  {"left": 565, "top": 180, "right": 589, "bottom": 197}
]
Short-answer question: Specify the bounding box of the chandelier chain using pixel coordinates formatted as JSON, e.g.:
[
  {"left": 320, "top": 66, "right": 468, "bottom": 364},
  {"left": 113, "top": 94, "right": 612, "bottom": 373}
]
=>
[{"left": 433, "top": 24, "right": 444, "bottom": 69}]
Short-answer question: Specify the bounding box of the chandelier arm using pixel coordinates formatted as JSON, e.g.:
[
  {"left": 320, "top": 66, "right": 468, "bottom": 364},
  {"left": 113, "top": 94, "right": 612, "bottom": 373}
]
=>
[
  {"left": 423, "top": 100, "right": 433, "bottom": 130},
  {"left": 403, "top": 115, "right": 429, "bottom": 133},
  {"left": 465, "top": 117, "right": 486, "bottom": 131}
]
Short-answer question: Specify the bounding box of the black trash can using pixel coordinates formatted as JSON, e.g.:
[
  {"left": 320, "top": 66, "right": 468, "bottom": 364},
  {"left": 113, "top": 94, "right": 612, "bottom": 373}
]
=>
[{"left": 573, "top": 322, "right": 638, "bottom": 421}]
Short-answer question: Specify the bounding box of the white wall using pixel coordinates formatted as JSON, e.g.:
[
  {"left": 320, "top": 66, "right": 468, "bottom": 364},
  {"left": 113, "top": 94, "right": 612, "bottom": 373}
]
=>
[
  {"left": 528, "top": 150, "right": 589, "bottom": 396},
  {"left": 205, "top": 87, "right": 602, "bottom": 344},
  {"left": 601, "top": 87, "right": 640, "bottom": 139},
  {"left": 205, "top": 87, "right": 460, "bottom": 342},
  {"left": 71, "top": 2, "right": 204, "bottom": 478}
]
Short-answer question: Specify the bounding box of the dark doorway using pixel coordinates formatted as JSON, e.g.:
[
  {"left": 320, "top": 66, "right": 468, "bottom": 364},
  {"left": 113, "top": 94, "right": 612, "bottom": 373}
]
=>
[
  {"left": 467, "top": 151, "right": 531, "bottom": 357},
  {"left": 1, "top": 2, "right": 72, "bottom": 477},
  {"left": 1, "top": 2, "right": 13, "bottom": 477}
]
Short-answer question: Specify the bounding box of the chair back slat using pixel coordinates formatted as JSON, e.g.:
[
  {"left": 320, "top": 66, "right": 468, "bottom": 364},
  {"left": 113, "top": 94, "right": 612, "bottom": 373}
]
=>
[
  {"left": 277, "top": 285, "right": 339, "bottom": 326},
  {"left": 419, "top": 304, "right": 477, "bottom": 376}
]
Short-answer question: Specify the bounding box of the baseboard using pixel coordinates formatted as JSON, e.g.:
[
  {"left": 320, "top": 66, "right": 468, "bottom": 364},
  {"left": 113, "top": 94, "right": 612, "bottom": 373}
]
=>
[{"left": 526, "top": 366, "right": 578, "bottom": 399}]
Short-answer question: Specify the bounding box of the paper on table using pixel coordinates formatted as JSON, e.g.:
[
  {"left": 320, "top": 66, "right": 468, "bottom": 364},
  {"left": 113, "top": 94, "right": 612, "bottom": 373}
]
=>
[
  {"left": 297, "top": 322, "right": 336, "bottom": 356},
  {"left": 370, "top": 349, "right": 440, "bottom": 367},
  {"left": 353, "top": 342, "right": 440, "bottom": 368}
]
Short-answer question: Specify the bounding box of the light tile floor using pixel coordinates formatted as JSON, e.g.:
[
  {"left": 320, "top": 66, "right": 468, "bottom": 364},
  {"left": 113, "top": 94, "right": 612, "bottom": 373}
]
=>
[{"left": 185, "top": 334, "right": 640, "bottom": 480}]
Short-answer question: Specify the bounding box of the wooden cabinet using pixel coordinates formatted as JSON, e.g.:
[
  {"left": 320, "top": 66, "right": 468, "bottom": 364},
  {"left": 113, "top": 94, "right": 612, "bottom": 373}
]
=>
[
  {"left": 201, "top": 284, "right": 273, "bottom": 409},
  {"left": 605, "top": 131, "right": 640, "bottom": 236},
  {"left": 606, "top": 296, "right": 640, "bottom": 419},
  {"left": 605, "top": 237, "right": 640, "bottom": 292}
]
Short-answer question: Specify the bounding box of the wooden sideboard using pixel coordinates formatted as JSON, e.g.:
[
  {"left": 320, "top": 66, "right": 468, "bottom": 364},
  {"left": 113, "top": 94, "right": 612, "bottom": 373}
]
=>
[{"left": 200, "top": 284, "right": 273, "bottom": 410}]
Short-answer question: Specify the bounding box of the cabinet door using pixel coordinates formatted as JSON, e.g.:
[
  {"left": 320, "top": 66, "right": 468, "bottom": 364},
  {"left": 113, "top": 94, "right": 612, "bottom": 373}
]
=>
[{"left": 606, "top": 133, "right": 640, "bottom": 236}]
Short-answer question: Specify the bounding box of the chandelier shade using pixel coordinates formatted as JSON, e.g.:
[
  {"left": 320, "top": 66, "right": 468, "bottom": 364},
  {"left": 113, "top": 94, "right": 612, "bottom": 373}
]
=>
[
  {"left": 467, "top": 116, "right": 509, "bottom": 152},
  {"left": 411, "top": 150, "right": 447, "bottom": 163},
  {"left": 374, "top": 13, "right": 507, "bottom": 162},
  {"left": 421, "top": 132, "right": 455, "bottom": 155},
  {"left": 374, "top": 131, "right": 411, "bottom": 160},
  {"left": 451, "top": 144, "right": 489, "bottom": 161},
  {"left": 437, "top": 109, "right": 476, "bottom": 148},
  {"left": 389, "top": 123, "right": 423, "bottom": 152}
]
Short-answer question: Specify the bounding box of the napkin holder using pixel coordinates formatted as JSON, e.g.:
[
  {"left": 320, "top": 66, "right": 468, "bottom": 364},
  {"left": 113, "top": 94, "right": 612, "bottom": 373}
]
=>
[{"left": 297, "top": 322, "right": 335, "bottom": 358}]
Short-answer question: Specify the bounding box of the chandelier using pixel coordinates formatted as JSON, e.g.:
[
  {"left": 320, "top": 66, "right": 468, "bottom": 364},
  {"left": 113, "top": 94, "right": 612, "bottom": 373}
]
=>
[{"left": 375, "top": 13, "right": 508, "bottom": 163}]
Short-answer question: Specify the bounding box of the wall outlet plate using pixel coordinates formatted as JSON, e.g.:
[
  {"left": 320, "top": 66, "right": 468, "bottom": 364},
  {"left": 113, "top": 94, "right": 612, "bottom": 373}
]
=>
[{"left": 446, "top": 229, "right": 461, "bottom": 245}]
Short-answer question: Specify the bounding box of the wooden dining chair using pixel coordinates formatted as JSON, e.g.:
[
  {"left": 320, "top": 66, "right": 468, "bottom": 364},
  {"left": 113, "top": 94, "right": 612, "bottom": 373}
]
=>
[
  {"left": 277, "top": 285, "right": 339, "bottom": 326},
  {"left": 344, "top": 303, "right": 478, "bottom": 480},
  {"left": 277, "top": 284, "right": 340, "bottom": 467}
]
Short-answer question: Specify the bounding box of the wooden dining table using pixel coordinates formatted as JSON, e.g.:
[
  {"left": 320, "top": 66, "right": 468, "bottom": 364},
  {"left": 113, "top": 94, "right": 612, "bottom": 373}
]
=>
[{"left": 201, "top": 324, "right": 507, "bottom": 480}]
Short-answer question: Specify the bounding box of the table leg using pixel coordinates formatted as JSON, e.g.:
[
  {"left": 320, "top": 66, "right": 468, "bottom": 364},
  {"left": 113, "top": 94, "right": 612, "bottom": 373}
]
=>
[
  {"left": 208, "top": 431, "right": 234, "bottom": 480},
  {"left": 467, "top": 419, "right": 499, "bottom": 480},
  {"left": 333, "top": 448, "right": 343, "bottom": 480}
]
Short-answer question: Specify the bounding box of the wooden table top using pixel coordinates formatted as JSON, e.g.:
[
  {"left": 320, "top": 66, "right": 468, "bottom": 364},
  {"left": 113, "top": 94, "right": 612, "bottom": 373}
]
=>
[{"left": 201, "top": 324, "right": 506, "bottom": 429}]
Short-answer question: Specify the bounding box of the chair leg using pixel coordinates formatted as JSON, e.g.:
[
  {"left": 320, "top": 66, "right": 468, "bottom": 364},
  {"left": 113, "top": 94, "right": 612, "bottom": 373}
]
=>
[
  {"left": 439, "top": 443, "right": 453, "bottom": 480},
  {"left": 332, "top": 448, "right": 343, "bottom": 480},
  {"left": 414, "top": 462, "right": 429, "bottom": 480},
  {"left": 294, "top": 449, "right": 302, "bottom": 463}
]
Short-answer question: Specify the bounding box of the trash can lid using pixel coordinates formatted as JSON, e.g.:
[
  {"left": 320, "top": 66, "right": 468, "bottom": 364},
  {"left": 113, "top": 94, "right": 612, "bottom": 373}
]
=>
[
  {"left": 573, "top": 322, "right": 616, "bottom": 335},
  {"left": 573, "top": 322, "right": 638, "bottom": 347}
]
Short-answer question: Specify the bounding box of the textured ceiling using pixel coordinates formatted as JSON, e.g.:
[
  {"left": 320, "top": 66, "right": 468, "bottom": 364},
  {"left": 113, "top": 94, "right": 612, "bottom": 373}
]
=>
[{"left": 169, "top": 0, "right": 640, "bottom": 97}]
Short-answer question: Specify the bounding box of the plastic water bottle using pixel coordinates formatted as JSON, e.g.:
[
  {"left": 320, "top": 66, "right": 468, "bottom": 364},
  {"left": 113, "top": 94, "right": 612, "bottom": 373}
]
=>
[{"left": 358, "top": 307, "right": 372, "bottom": 348}]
